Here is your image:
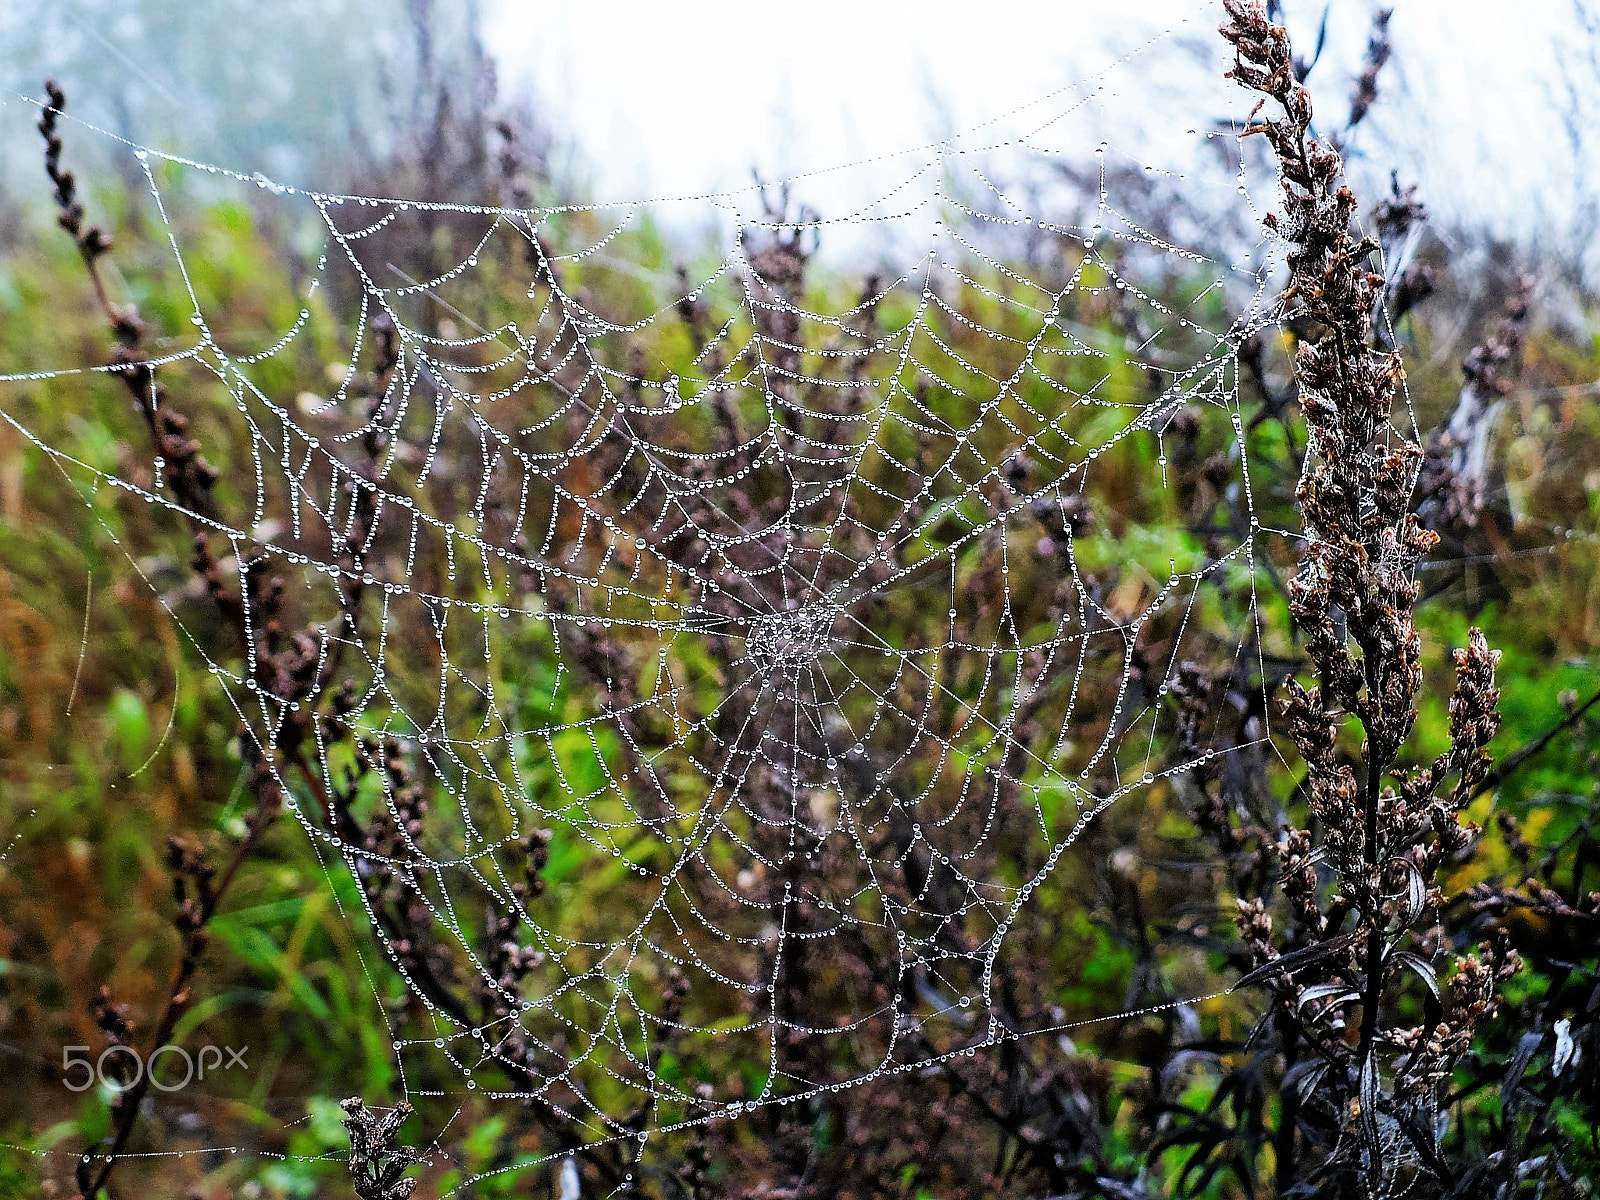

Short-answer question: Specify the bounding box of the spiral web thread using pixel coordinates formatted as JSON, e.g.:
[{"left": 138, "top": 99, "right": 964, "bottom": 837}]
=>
[{"left": 0, "top": 37, "right": 1291, "bottom": 1184}]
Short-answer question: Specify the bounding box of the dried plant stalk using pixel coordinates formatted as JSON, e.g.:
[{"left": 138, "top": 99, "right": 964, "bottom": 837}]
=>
[{"left": 1221, "top": 3, "right": 1518, "bottom": 1193}]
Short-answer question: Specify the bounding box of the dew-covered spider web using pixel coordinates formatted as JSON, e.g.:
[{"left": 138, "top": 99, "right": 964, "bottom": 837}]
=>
[{"left": 0, "top": 26, "right": 1297, "bottom": 1180}]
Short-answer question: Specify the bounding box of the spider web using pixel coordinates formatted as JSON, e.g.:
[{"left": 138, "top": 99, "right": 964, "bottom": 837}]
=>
[{"left": 0, "top": 35, "right": 1290, "bottom": 1179}]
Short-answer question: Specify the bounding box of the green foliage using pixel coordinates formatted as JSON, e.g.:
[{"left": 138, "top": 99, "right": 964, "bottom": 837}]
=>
[{"left": 0, "top": 145, "right": 1597, "bottom": 1198}]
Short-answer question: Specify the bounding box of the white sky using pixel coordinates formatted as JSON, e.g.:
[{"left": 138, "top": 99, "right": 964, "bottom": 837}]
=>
[
  {"left": 2, "top": 0, "right": 1585, "bottom": 266},
  {"left": 487, "top": 0, "right": 1589, "bottom": 246}
]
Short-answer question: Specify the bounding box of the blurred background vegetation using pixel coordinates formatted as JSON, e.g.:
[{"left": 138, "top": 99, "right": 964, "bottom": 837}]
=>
[{"left": 3, "top": 2, "right": 1600, "bottom": 1198}]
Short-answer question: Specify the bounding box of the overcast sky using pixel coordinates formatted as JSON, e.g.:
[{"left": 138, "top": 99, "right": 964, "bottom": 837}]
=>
[
  {"left": 486, "top": 0, "right": 1593, "bottom": 251},
  {"left": 3, "top": 0, "right": 1590, "bottom": 267}
]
